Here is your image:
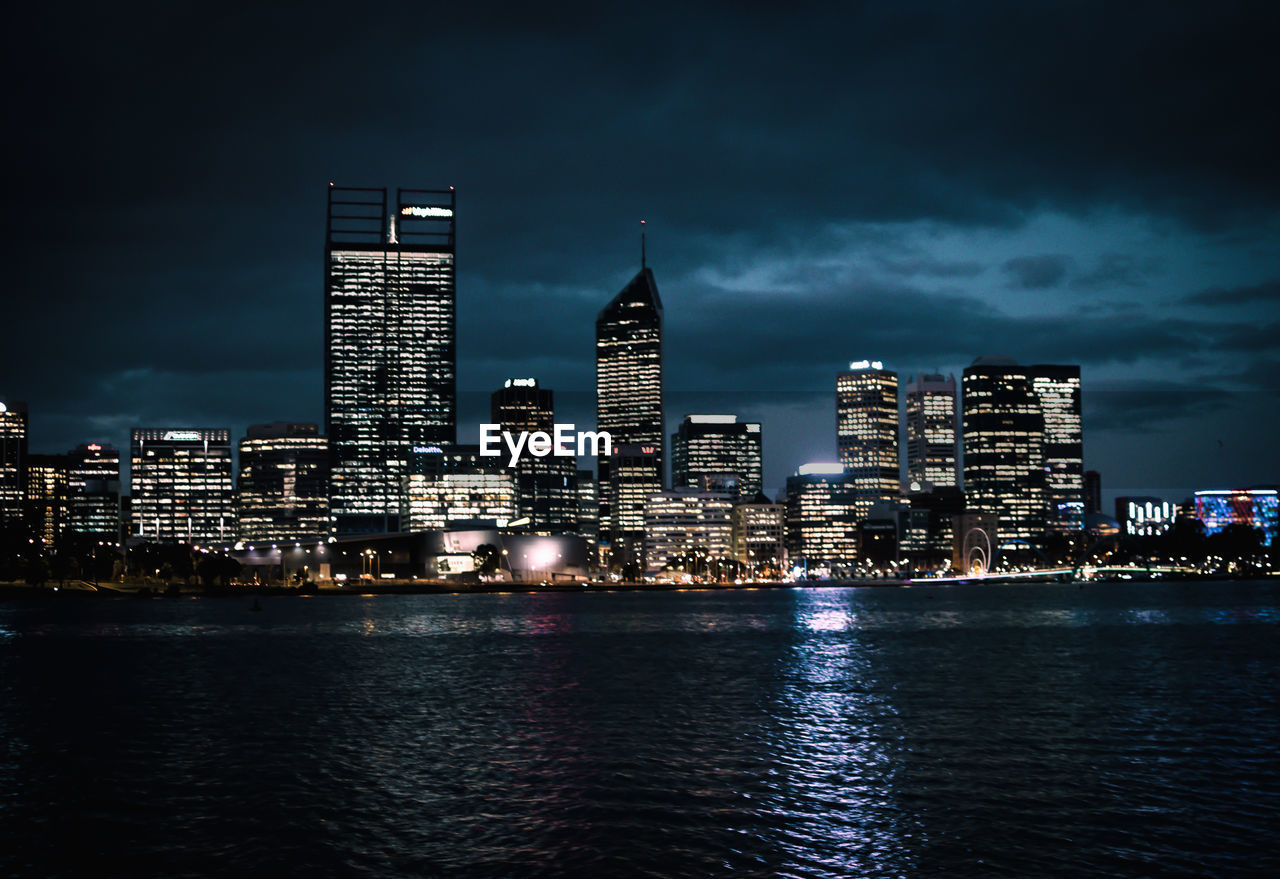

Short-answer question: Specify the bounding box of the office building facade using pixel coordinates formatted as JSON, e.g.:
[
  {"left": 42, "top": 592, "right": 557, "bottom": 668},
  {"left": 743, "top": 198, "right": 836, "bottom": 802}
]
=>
[
  {"left": 671, "top": 414, "right": 762, "bottom": 500},
  {"left": 904, "top": 373, "right": 958, "bottom": 489},
  {"left": 731, "top": 496, "right": 786, "bottom": 577},
  {"left": 643, "top": 488, "right": 734, "bottom": 576},
  {"left": 1194, "top": 489, "right": 1279, "bottom": 546},
  {"left": 66, "top": 443, "right": 121, "bottom": 540},
  {"left": 1031, "top": 365, "right": 1084, "bottom": 534},
  {"left": 785, "top": 464, "right": 860, "bottom": 573},
  {"left": 836, "top": 362, "right": 900, "bottom": 522},
  {"left": 0, "top": 400, "right": 27, "bottom": 525},
  {"left": 238, "top": 423, "right": 330, "bottom": 543},
  {"left": 25, "top": 454, "right": 69, "bottom": 546},
  {"left": 596, "top": 263, "right": 664, "bottom": 552},
  {"left": 130, "top": 429, "right": 234, "bottom": 543},
  {"left": 325, "top": 184, "right": 456, "bottom": 535},
  {"left": 490, "top": 378, "right": 577, "bottom": 533}
]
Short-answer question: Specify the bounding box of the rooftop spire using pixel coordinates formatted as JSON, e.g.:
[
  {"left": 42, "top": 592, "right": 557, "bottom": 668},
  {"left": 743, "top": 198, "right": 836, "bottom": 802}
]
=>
[{"left": 640, "top": 219, "right": 646, "bottom": 269}]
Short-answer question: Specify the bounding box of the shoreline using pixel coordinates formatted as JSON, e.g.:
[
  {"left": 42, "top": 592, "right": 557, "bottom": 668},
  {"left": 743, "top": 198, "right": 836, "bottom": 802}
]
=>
[{"left": 0, "top": 570, "right": 1264, "bottom": 601}]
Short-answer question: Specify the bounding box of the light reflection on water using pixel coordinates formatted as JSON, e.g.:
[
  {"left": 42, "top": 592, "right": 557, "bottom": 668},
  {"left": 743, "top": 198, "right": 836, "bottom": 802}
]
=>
[{"left": 0, "top": 581, "right": 1278, "bottom": 877}]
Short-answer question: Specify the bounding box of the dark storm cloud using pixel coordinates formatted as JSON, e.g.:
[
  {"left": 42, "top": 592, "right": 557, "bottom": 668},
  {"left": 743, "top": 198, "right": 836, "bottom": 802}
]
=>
[
  {"left": 1003, "top": 255, "right": 1072, "bottom": 289},
  {"left": 1182, "top": 280, "right": 1280, "bottom": 307}
]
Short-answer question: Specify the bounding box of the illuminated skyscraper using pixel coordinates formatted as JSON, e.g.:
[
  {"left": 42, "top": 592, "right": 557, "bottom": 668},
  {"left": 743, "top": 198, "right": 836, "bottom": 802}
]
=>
[
  {"left": 325, "top": 185, "right": 456, "bottom": 535},
  {"left": 237, "top": 423, "right": 330, "bottom": 543},
  {"left": 905, "top": 373, "right": 958, "bottom": 489},
  {"left": 836, "top": 361, "right": 900, "bottom": 521},
  {"left": 643, "top": 488, "right": 734, "bottom": 576},
  {"left": 671, "top": 414, "right": 762, "bottom": 500},
  {"left": 490, "top": 378, "right": 577, "bottom": 533},
  {"left": 66, "top": 443, "right": 121, "bottom": 540},
  {"left": 961, "top": 358, "right": 1047, "bottom": 544},
  {"left": 25, "top": 454, "right": 68, "bottom": 547},
  {"left": 1030, "top": 365, "right": 1084, "bottom": 534},
  {"left": 596, "top": 255, "right": 664, "bottom": 562},
  {"left": 0, "top": 399, "right": 27, "bottom": 525},
  {"left": 784, "top": 463, "right": 860, "bottom": 573},
  {"left": 130, "top": 429, "right": 234, "bottom": 544}
]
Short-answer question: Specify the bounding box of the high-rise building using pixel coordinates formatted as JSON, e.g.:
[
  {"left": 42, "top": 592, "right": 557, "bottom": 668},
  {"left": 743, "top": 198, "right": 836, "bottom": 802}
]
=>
[
  {"left": 66, "top": 443, "right": 121, "bottom": 540},
  {"left": 905, "top": 373, "right": 958, "bottom": 489},
  {"left": 1084, "top": 470, "right": 1102, "bottom": 515},
  {"left": 643, "top": 488, "right": 734, "bottom": 576},
  {"left": 671, "top": 414, "right": 762, "bottom": 500},
  {"left": 836, "top": 361, "right": 900, "bottom": 521},
  {"left": 490, "top": 378, "right": 577, "bottom": 533},
  {"left": 731, "top": 494, "right": 786, "bottom": 578},
  {"left": 0, "top": 399, "right": 27, "bottom": 525},
  {"left": 785, "top": 463, "right": 860, "bottom": 574},
  {"left": 25, "top": 454, "right": 69, "bottom": 547},
  {"left": 325, "top": 184, "right": 456, "bottom": 535},
  {"left": 130, "top": 429, "right": 234, "bottom": 544},
  {"left": 603, "top": 443, "right": 662, "bottom": 568},
  {"left": 961, "top": 358, "right": 1048, "bottom": 544},
  {"left": 237, "top": 423, "right": 330, "bottom": 543},
  {"left": 575, "top": 469, "right": 599, "bottom": 552},
  {"left": 596, "top": 258, "right": 664, "bottom": 553},
  {"left": 1031, "top": 365, "right": 1084, "bottom": 534}
]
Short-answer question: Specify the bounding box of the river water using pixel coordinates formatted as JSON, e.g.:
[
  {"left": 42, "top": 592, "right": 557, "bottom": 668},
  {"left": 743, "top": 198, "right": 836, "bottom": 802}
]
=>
[{"left": 2, "top": 581, "right": 1278, "bottom": 877}]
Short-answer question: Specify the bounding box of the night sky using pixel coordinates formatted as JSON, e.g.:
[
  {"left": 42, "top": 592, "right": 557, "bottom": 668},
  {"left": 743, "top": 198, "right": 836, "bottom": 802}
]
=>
[{"left": 4, "top": 2, "right": 1278, "bottom": 504}]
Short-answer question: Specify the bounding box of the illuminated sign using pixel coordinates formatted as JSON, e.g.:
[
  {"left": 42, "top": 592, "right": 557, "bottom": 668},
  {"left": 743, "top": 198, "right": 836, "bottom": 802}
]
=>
[
  {"left": 412, "top": 445, "right": 443, "bottom": 454},
  {"left": 849, "top": 360, "right": 884, "bottom": 370},
  {"left": 87, "top": 444, "right": 102, "bottom": 451},
  {"left": 797, "top": 463, "right": 845, "bottom": 476},
  {"left": 504, "top": 378, "right": 537, "bottom": 388},
  {"left": 400, "top": 205, "right": 453, "bottom": 218},
  {"left": 163, "top": 430, "right": 202, "bottom": 442}
]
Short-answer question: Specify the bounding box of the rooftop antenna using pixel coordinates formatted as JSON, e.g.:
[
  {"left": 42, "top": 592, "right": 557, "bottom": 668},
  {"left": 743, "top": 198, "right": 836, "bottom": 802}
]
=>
[{"left": 640, "top": 219, "right": 646, "bottom": 269}]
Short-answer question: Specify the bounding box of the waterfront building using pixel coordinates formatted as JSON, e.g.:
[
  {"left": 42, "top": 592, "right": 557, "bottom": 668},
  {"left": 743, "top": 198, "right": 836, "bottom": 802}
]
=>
[
  {"left": 905, "top": 373, "right": 958, "bottom": 489},
  {"left": 0, "top": 399, "right": 27, "bottom": 525},
  {"left": 25, "top": 454, "right": 69, "bottom": 546},
  {"left": 671, "top": 414, "right": 762, "bottom": 500},
  {"left": 66, "top": 443, "right": 121, "bottom": 540},
  {"left": 1031, "top": 365, "right": 1084, "bottom": 534},
  {"left": 1115, "top": 496, "right": 1178, "bottom": 537},
  {"left": 596, "top": 253, "right": 664, "bottom": 552},
  {"left": 237, "top": 423, "right": 330, "bottom": 543},
  {"left": 961, "top": 357, "right": 1048, "bottom": 545},
  {"left": 901, "top": 486, "right": 965, "bottom": 572},
  {"left": 836, "top": 362, "right": 900, "bottom": 522},
  {"left": 731, "top": 494, "right": 786, "bottom": 578},
  {"left": 784, "top": 463, "right": 859, "bottom": 574},
  {"left": 325, "top": 184, "right": 456, "bottom": 535},
  {"left": 643, "top": 488, "right": 734, "bottom": 576},
  {"left": 490, "top": 378, "right": 578, "bottom": 533},
  {"left": 603, "top": 443, "right": 662, "bottom": 569},
  {"left": 1194, "top": 489, "right": 1279, "bottom": 546},
  {"left": 130, "top": 429, "right": 234, "bottom": 543}
]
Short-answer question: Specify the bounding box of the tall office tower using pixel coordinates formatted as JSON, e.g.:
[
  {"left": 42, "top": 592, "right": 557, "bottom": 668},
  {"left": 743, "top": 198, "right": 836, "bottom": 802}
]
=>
[
  {"left": 25, "top": 454, "right": 69, "bottom": 546},
  {"left": 325, "top": 184, "right": 456, "bottom": 535},
  {"left": 575, "top": 469, "right": 600, "bottom": 559},
  {"left": 66, "top": 443, "right": 121, "bottom": 539},
  {"left": 731, "top": 494, "right": 787, "bottom": 578},
  {"left": 237, "top": 423, "right": 330, "bottom": 543},
  {"left": 904, "top": 373, "right": 958, "bottom": 489},
  {"left": 596, "top": 257, "right": 664, "bottom": 551},
  {"left": 0, "top": 400, "right": 27, "bottom": 525},
  {"left": 670, "top": 414, "right": 762, "bottom": 500},
  {"left": 643, "top": 488, "right": 734, "bottom": 576},
  {"left": 1084, "top": 470, "right": 1102, "bottom": 515},
  {"left": 836, "top": 361, "right": 900, "bottom": 521},
  {"left": 1031, "top": 366, "right": 1084, "bottom": 534},
  {"left": 961, "top": 357, "right": 1047, "bottom": 544},
  {"left": 784, "top": 463, "right": 860, "bottom": 574},
  {"left": 130, "top": 429, "right": 234, "bottom": 544},
  {"left": 603, "top": 443, "right": 662, "bottom": 569},
  {"left": 490, "top": 378, "right": 578, "bottom": 533}
]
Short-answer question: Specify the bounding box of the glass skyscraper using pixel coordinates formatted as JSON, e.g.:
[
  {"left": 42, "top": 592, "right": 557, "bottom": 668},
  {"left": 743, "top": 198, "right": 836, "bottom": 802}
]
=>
[
  {"left": 237, "top": 423, "right": 330, "bottom": 543},
  {"left": 596, "top": 261, "right": 664, "bottom": 564},
  {"left": 836, "top": 361, "right": 900, "bottom": 521},
  {"left": 490, "top": 378, "right": 577, "bottom": 534},
  {"left": 670, "top": 414, "right": 762, "bottom": 500},
  {"left": 905, "top": 373, "right": 958, "bottom": 489},
  {"left": 0, "top": 399, "right": 27, "bottom": 526},
  {"left": 325, "top": 185, "right": 456, "bottom": 535}
]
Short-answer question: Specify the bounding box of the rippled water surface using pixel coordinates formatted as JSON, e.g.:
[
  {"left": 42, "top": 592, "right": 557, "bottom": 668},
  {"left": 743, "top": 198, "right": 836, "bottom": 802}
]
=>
[{"left": 2, "top": 581, "right": 1278, "bottom": 877}]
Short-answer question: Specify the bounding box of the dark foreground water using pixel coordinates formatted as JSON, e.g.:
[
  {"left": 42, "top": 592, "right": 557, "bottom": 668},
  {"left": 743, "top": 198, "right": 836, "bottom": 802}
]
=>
[{"left": 2, "top": 582, "right": 1279, "bottom": 877}]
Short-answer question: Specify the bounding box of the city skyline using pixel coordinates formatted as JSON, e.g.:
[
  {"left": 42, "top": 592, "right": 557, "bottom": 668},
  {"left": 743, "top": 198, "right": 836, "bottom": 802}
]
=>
[{"left": 3, "top": 3, "right": 1278, "bottom": 507}]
